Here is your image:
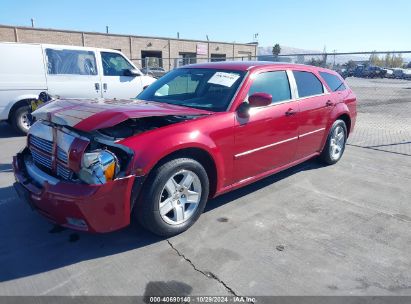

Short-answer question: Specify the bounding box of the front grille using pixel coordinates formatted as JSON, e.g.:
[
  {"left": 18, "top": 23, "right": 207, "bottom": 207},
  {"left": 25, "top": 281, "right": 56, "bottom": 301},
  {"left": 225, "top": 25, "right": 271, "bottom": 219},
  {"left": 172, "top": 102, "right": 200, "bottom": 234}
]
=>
[
  {"left": 29, "top": 134, "right": 73, "bottom": 180},
  {"left": 57, "top": 164, "right": 72, "bottom": 180},
  {"left": 31, "top": 149, "right": 52, "bottom": 169},
  {"left": 29, "top": 136, "right": 53, "bottom": 153}
]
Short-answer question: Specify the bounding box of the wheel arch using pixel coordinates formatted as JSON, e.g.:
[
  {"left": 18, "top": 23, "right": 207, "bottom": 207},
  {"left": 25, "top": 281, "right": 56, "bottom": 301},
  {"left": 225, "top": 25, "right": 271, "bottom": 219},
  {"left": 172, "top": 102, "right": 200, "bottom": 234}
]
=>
[
  {"left": 142, "top": 147, "right": 218, "bottom": 199},
  {"left": 7, "top": 98, "right": 36, "bottom": 122},
  {"left": 336, "top": 113, "right": 351, "bottom": 136}
]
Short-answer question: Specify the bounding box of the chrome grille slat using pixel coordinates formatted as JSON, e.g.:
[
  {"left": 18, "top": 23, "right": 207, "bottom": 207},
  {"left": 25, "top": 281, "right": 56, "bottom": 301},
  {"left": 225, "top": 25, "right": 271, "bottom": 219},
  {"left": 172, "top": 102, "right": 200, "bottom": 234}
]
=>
[
  {"left": 29, "top": 134, "right": 73, "bottom": 180},
  {"left": 31, "top": 150, "right": 52, "bottom": 169},
  {"left": 29, "top": 136, "right": 53, "bottom": 153},
  {"left": 57, "top": 147, "right": 68, "bottom": 163},
  {"left": 57, "top": 164, "right": 72, "bottom": 180}
]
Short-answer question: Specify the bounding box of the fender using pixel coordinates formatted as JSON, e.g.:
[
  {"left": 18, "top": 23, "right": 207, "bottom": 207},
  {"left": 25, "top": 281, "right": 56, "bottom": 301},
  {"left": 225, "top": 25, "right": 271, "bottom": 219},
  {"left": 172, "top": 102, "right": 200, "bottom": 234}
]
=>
[
  {"left": 329, "top": 102, "right": 350, "bottom": 127},
  {"left": 118, "top": 121, "right": 231, "bottom": 194}
]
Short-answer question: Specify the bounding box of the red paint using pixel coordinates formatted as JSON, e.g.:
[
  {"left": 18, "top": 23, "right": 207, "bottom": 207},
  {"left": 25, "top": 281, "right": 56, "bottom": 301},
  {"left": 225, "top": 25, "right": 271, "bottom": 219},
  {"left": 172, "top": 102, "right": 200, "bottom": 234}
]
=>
[
  {"left": 13, "top": 154, "right": 135, "bottom": 233},
  {"left": 14, "top": 62, "right": 357, "bottom": 233},
  {"left": 68, "top": 138, "right": 90, "bottom": 172}
]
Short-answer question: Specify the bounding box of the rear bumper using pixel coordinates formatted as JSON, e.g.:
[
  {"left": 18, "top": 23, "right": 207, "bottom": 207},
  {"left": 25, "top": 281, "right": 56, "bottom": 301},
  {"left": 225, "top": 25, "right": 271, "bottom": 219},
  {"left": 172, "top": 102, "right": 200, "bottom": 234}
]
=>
[{"left": 13, "top": 150, "right": 137, "bottom": 233}]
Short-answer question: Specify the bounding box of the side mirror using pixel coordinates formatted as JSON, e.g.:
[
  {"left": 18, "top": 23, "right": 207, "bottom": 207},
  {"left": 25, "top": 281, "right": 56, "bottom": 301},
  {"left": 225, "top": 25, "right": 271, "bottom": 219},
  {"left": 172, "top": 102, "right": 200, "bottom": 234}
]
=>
[
  {"left": 124, "top": 68, "right": 141, "bottom": 77},
  {"left": 248, "top": 92, "right": 272, "bottom": 107},
  {"left": 237, "top": 102, "right": 251, "bottom": 119}
]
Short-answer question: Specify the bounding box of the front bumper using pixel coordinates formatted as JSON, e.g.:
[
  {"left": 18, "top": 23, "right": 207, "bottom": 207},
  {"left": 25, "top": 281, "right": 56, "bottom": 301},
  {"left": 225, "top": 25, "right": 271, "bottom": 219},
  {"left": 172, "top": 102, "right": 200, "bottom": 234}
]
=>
[{"left": 13, "top": 151, "right": 136, "bottom": 233}]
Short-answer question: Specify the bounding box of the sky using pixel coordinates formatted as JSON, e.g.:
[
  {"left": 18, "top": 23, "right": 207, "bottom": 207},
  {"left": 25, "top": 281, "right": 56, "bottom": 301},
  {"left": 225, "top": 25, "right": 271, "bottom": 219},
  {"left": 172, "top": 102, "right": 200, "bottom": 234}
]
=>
[{"left": 1, "top": 0, "right": 410, "bottom": 52}]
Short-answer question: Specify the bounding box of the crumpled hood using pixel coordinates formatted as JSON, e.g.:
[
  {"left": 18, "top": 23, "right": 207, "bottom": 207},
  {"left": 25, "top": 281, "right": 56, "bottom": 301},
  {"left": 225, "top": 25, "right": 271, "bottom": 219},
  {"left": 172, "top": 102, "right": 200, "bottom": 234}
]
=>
[{"left": 32, "top": 98, "right": 212, "bottom": 132}]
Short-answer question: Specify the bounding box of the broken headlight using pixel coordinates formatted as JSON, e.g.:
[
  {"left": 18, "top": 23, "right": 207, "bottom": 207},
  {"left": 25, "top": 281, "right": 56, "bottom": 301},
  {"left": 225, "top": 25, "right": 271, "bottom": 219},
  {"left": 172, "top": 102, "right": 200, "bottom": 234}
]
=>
[{"left": 78, "top": 150, "right": 120, "bottom": 184}]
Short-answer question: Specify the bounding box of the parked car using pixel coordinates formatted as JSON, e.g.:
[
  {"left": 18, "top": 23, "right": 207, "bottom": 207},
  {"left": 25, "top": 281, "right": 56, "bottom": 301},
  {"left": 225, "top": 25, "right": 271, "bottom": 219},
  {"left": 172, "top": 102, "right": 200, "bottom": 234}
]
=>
[
  {"left": 353, "top": 65, "right": 366, "bottom": 77},
  {"left": 383, "top": 68, "right": 394, "bottom": 78},
  {"left": 0, "top": 42, "right": 156, "bottom": 134},
  {"left": 13, "top": 62, "right": 357, "bottom": 236},
  {"left": 141, "top": 66, "right": 167, "bottom": 78},
  {"left": 403, "top": 69, "right": 411, "bottom": 80},
  {"left": 335, "top": 68, "right": 348, "bottom": 79},
  {"left": 392, "top": 68, "right": 405, "bottom": 79},
  {"left": 354, "top": 65, "right": 386, "bottom": 78}
]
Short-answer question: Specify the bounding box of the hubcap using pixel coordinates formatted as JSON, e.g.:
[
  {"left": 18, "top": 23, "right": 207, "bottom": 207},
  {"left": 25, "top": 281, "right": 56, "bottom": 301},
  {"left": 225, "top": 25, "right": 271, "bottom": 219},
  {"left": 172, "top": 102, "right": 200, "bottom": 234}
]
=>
[
  {"left": 159, "top": 170, "right": 202, "bottom": 225},
  {"left": 330, "top": 125, "right": 345, "bottom": 160},
  {"left": 20, "top": 112, "right": 30, "bottom": 131}
]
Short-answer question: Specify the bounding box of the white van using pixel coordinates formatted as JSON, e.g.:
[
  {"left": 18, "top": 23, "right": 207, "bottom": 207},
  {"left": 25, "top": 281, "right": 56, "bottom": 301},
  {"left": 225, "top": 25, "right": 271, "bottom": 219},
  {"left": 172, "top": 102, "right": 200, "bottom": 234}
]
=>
[{"left": 0, "top": 42, "right": 156, "bottom": 133}]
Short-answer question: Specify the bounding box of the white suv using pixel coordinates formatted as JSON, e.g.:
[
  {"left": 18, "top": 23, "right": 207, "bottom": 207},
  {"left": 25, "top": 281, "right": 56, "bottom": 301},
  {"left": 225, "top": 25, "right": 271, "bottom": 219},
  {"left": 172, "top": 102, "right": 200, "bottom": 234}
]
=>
[{"left": 0, "top": 42, "right": 156, "bottom": 133}]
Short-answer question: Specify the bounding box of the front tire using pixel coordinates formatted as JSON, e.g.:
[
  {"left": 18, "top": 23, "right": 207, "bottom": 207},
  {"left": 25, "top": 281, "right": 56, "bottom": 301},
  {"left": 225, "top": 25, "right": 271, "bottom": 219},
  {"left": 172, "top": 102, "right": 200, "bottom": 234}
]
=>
[
  {"left": 319, "top": 120, "right": 347, "bottom": 165},
  {"left": 136, "top": 158, "right": 209, "bottom": 237},
  {"left": 11, "top": 105, "right": 31, "bottom": 135}
]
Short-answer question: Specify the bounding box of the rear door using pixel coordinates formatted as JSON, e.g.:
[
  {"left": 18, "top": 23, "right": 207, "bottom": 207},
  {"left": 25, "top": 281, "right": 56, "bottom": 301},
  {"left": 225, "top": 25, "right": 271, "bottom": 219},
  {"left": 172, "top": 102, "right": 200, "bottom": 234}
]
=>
[
  {"left": 292, "top": 70, "right": 331, "bottom": 159},
  {"left": 98, "top": 51, "right": 144, "bottom": 99},
  {"left": 43, "top": 46, "right": 102, "bottom": 98},
  {"left": 234, "top": 70, "right": 299, "bottom": 182}
]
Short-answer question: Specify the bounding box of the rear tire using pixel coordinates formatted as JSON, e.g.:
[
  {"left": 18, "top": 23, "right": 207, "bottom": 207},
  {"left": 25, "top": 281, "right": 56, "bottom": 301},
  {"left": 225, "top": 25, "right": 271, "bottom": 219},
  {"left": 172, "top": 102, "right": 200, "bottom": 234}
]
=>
[
  {"left": 11, "top": 105, "right": 31, "bottom": 135},
  {"left": 135, "top": 158, "right": 209, "bottom": 237},
  {"left": 319, "top": 120, "right": 347, "bottom": 165}
]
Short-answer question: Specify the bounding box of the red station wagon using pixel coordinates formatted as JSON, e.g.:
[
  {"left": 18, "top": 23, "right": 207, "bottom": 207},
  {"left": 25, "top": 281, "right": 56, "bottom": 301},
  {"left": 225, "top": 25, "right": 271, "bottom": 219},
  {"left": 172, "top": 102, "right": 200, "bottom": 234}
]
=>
[{"left": 13, "top": 62, "right": 357, "bottom": 236}]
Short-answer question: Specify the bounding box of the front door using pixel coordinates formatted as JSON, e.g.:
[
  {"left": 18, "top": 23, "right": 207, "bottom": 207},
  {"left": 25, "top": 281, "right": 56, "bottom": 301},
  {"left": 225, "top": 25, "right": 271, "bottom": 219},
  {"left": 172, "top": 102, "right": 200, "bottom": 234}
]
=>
[
  {"left": 99, "top": 51, "right": 143, "bottom": 99},
  {"left": 44, "top": 47, "right": 102, "bottom": 98},
  {"left": 234, "top": 70, "right": 299, "bottom": 182}
]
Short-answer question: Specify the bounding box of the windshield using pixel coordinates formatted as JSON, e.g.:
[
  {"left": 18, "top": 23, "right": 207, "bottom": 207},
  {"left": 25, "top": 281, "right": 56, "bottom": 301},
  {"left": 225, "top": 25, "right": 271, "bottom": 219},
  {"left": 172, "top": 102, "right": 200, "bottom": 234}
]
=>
[{"left": 137, "top": 68, "right": 246, "bottom": 112}]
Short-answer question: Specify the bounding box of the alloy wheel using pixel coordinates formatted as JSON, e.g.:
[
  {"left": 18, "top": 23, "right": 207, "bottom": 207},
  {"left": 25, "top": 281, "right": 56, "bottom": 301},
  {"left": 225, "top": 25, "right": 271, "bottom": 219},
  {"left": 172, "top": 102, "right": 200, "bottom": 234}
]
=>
[
  {"left": 159, "top": 170, "right": 202, "bottom": 225},
  {"left": 330, "top": 125, "right": 345, "bottom": 160}
]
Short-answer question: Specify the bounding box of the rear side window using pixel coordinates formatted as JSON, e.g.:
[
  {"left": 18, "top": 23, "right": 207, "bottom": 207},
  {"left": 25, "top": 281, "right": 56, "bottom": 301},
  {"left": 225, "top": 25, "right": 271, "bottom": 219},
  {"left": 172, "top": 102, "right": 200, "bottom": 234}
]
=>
[
  {"left": 45, "top": 49, "right": 97, "bottom": 75},
  {"left": 293, "top": 71, "right": 324, "bottom": 98},
  {"left": 248, "top": 71, "right": 291, "bottom": 104},
  {"left": 319, "top": 72, "right": 347, "bottom": 92}
]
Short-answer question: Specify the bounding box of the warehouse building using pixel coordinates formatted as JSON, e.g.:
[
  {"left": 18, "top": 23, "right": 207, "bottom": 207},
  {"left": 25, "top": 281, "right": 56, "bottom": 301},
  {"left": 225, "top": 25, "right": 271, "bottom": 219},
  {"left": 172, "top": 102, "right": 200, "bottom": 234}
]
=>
[{"left": 0, "top": 24, "right": 257, "bottom": 71}]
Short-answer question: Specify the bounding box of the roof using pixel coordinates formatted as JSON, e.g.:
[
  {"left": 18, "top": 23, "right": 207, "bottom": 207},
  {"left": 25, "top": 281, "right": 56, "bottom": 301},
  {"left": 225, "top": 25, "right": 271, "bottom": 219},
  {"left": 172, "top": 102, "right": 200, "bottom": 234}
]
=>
[{"left": 183, "top": 61, "right": 321, "bottom": 71}]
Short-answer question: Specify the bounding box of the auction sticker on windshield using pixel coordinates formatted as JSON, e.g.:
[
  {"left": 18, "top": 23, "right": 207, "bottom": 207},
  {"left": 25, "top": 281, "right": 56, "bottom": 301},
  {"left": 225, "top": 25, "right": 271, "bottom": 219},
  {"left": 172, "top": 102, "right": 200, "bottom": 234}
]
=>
[{"left": 208, "top": 72, "right": 240, "bottom": 87}]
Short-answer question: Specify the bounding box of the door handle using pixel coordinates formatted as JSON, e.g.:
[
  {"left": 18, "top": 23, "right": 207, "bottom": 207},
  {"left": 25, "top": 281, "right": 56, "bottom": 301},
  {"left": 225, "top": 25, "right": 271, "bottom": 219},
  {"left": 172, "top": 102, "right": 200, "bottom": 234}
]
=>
[
  {"left": 94, "top": 83, "right": 100, "bottom": 90},
  {"left": 285, "top": 108, "right": 297, "bottom": 116},
  {"left": 326, "top": 100, "right": 334, "bottom": 107},
  {"left": 103, "top": 83, "right": 108, "bottom": 91}
]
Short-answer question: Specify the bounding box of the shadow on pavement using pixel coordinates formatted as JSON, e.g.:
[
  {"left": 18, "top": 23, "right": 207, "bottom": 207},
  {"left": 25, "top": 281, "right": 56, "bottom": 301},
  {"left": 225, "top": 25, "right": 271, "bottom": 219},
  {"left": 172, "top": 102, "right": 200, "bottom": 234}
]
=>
[
  {"left": 206, "top": 158, "right": 323, "bottom": 212},
  {"left": 0, "top": 163, "right": 13, "bottom": 172},
  {"left": 0, "top": 122, "right": 22, "bottom": 138},
  {"left": 0, "top": 158, "right": 323, "bottom": 283}
]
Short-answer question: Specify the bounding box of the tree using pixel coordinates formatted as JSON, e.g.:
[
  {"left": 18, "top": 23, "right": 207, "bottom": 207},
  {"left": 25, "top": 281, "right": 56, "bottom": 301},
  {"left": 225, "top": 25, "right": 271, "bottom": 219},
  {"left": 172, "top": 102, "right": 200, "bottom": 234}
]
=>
[
  {"left": 369, "top": 51, "right": 384, "bottom": 67},
  {"left": 392, "top": 53, "right": 404, "bottom": 68},
  {"left": 272, "top": 43, "right": 281, "bottom": 58},
  {"left": 308, "top": 58, "right": 323, "bottom": 67},
  {"left": 382, "top": 53, "right": 404, "bottom": 68},
  {"left": 384, "top": 53, "right": 392, "bottom": 67}
]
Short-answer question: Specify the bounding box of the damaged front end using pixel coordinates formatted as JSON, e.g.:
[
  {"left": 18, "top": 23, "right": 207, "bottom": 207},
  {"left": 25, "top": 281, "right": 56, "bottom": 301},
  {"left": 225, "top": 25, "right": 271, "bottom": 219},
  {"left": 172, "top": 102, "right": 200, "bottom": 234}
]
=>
[
  {"left": 13, "top": 111, "right": 204, "bottom": 232},
  {"left": 13, "top": 120, "right": 137, "bottom": 232},
  {"left": 25, "top": 120, "right": 133, "bottom": 186}
]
